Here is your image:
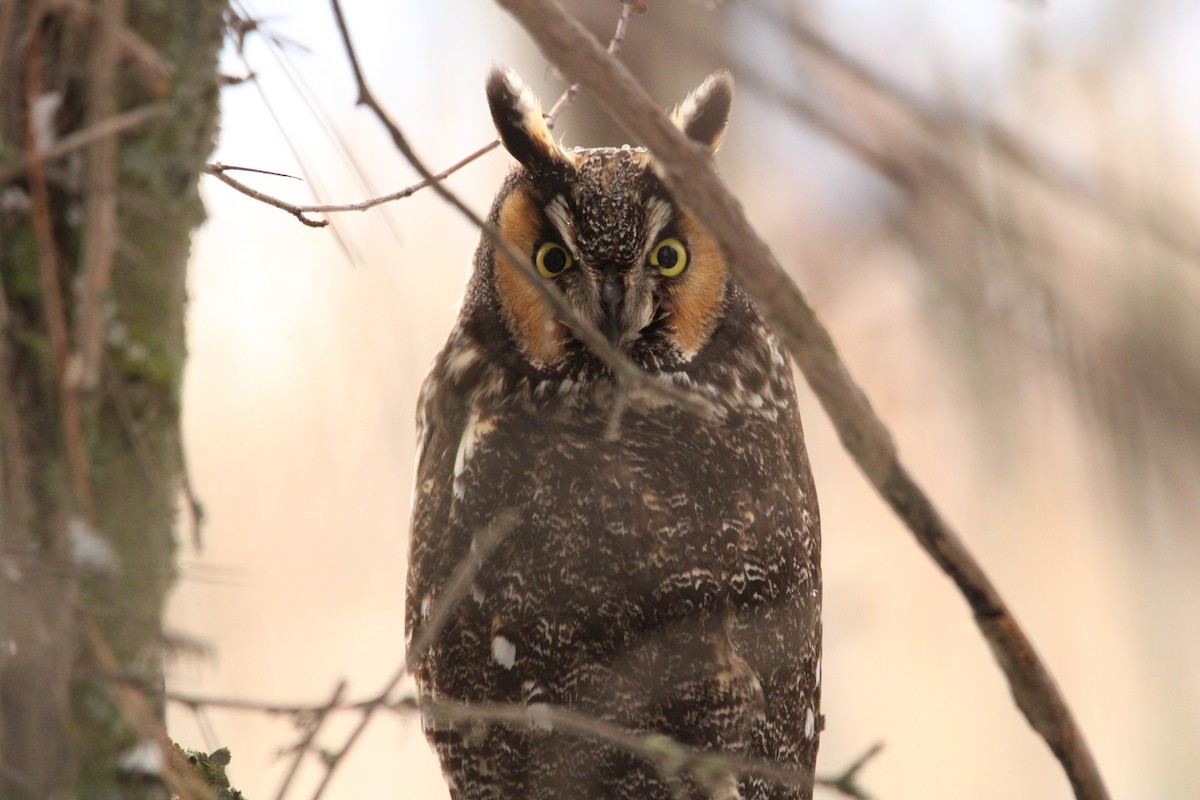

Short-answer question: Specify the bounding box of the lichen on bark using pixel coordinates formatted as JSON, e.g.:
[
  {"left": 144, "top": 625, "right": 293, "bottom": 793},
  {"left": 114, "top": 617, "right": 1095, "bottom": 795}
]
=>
[{"left": 0, "top": 2, "right": 227, "bottom": 797}]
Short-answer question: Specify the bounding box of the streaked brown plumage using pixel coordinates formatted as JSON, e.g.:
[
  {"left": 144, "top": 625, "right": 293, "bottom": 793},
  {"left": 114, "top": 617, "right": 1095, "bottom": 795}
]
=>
[{"left": 406, "top": 67, "right": 821, "bottom": 799}]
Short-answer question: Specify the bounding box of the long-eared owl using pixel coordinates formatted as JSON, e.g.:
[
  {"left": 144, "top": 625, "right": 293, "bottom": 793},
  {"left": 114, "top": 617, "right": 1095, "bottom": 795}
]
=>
[{"left": 406, "top": 67, "right": 821, "bottom": 799}]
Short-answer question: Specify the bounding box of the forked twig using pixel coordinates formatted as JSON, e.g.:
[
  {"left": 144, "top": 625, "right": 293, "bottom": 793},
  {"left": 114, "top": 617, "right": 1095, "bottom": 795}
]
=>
[
  {"left": 205, "top": 162, "right": 329, "bottom": 228},
  {"left": 203, "top": 1, "right": 634, "bottom": 223},
  {"left": 815, "top": 742, "right": 883, "bottom": 800},
  {"left": 273, "top": 680, "right": 346, "bottom": 800},
  {"left": 492, "top": 3, "right": 1111, "bottom": 800},
  {"left": 307, "top": 509, "right": 520, "bottom": 800}
]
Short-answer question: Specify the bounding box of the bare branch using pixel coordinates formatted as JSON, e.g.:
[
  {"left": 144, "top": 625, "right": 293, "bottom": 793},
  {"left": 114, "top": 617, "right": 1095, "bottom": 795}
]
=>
[
  {"left": 756, "top": 4, "right": 1200, "bottom": 265},
  {"left": 204, "top": 0, "right": 636, "bottom": 224},
  {"left": 418, "top": 697, "right": 812, "bottom": 792},
  {"left": 205, "top": 162, "right": 330, "bottom": 228},
  {"left": 308, "top": 508, "right": 520, "bottom": 800},
  {"left": 273, "top": 680, "right": 345, "bottom": 800},
  {"left": 815, "top": 742, "right": 883, "bottom": 800},
  {"left": 492, "top": 3, "right": 1111, "bottom": 800},
  {"left": 163, "top": 687, "right": 877, "bottom": 798},
  {"left": 23, "top": 19, "right": 94, "bottom": 524},
  {"left": 0, "top": 102, "right": 169, "bottom": 186}
]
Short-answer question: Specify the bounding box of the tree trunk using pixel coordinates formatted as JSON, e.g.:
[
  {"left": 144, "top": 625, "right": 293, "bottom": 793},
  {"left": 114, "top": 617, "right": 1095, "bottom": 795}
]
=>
[{"left": 0, "top": 3, "right": 225, "bottom": 797}]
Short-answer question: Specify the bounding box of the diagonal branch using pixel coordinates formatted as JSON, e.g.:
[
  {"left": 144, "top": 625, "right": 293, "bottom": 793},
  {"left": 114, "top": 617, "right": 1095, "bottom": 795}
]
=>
[
  {"left": 203, "top": 2, "right": 633, "bottom": 224},
  {"left": 491, "top": 3, "right": 1110, "bottom": 800},
  {"left": 307, "top": 508, "right": 520, "bottom": 800}
]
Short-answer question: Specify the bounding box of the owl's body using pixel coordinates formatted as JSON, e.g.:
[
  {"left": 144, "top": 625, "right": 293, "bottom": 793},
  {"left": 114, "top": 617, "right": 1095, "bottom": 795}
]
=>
[{"left": 406, "top": 69, "right": 821, "bottom": 799}]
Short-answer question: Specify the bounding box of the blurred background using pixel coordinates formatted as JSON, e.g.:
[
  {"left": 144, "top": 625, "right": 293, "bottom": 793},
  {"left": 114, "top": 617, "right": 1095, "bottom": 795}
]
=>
[{"left": 167, "top": 1, "right": 1200, "bottom": 798}]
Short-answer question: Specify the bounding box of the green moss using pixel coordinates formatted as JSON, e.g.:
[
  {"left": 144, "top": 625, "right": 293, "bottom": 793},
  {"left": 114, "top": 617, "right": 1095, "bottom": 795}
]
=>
[{"left": 178, "top": 745, "right": 246, "bottom": 799}]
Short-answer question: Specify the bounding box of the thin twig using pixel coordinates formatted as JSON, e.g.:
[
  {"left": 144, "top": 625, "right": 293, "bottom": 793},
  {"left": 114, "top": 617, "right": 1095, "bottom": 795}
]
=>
[
  {"left": 178, "top": 444, "right": 207, "bottom": 549},
  {"left": 24, "top": 18, "right": 94, "bottom": 524},
  {"left": 542, "top": 0, "right": 635, "bottom": 121},
  {"left": 164, "top": 689, "right": 370, "bottom": 717},
  {"left": 0, "top": 102, "right": 169, "bottom": 185},
  {"left": 273, "top": 680, "right": 346, "bottom": 800},
  {"left": 815, "top": 742, "right": 883, "bottom": 800},
  {"left": 492, "top": 4, "right": 1111, "bottom": 800},
  {"left": 307, "top": 508, "right": 520, "bottom": 800},
  {"left": 415, "top": 697, "right": 813, "bottom": 791},
  {"left": 162, "top": 687, "right": 847, "bottom": 797},
  {"left": 296, "top": 140, "right": 502, "bottom": 216},
  {"left": 206, "top": 0, "right": 635, "bottom": 222},
  {"left": 205, "top": 162, "right": 329, "bottom": 227}
]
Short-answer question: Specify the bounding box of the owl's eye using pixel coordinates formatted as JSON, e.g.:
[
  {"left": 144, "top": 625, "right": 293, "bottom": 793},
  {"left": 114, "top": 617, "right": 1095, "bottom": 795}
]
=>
[
  {"left": 534, "top": 242, "right": 574, "bottom": 278},
  {"left": 649, "top": 239, "right": 688, "bottom": 277}
]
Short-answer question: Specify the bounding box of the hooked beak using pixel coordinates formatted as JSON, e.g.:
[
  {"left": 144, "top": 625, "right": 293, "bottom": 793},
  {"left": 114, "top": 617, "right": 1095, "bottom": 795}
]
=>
[{"left": 600, "top": 268, "right": 624, "bottom": 349}]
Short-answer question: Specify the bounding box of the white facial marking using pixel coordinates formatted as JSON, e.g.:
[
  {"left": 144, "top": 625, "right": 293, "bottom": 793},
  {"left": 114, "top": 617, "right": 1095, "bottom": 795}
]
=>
[
  {"left": 544, "top": 195, "right": 578, "bottom": 254},
  {"left": 804, "top": 706, "right": 816, "bottom": 739},
  {"left": 643, "top": 198, "right": 673, "bottom": 257}
]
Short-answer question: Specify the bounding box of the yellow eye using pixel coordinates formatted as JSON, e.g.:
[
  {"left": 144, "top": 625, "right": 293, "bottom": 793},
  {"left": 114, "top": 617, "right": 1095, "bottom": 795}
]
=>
[
  {"left": 649, "top": 238, "right": 688, "bottom": 277},
  {"left": 534, "top": 242, "right": 573, "bottom": 278}
]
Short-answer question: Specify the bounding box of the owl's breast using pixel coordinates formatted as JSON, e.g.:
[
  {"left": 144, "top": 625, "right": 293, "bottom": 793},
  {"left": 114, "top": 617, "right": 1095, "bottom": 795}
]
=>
[{"left": 439, "top": 392, "right": 810, "bottom": 661}]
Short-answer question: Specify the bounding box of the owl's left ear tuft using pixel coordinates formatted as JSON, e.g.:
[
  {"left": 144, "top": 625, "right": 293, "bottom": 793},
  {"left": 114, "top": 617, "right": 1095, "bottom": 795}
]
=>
[
  {"left": 486, "top": 67, "right": 571, "bottom": 174},
  {"left": 671, "top": 70, "right": 734, "bottom": 152}
]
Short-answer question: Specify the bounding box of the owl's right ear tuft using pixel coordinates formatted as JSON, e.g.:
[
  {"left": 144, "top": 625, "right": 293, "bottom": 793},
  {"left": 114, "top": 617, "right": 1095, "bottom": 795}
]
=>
[
  {"left": 487, "top": 67, "right": 571, "bottom": 174},
  {"left": 671, "top": 70, "right": 734, "bottom": 152}
]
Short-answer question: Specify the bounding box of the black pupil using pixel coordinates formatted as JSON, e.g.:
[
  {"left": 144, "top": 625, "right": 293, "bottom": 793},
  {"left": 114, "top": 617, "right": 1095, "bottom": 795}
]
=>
[
  {"left": 543, "top": 246, "right": 566, "bottom": 273},
  {"left": 657, "top": 244, "right": 678, "bottom": 268}
]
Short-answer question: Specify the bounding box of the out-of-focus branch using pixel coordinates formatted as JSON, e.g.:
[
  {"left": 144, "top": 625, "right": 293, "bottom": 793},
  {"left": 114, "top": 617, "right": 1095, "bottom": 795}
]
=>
[
  {"left": 43, "top": 0, "right": 172, "bottom": 95},
  {"left": 75, "top": 0, "right": 124, "bottom": 392},
  {"left": 0, "top": 102, "right": 169, "bottom": 186},
  {"left": 818, "top": 742, "right": 883, "bottom": 800},
  {"left": 307, "top": 508, "right": 520, "bottom": 800},
  {"left": 86, "top": 623, "right": 219, "bottom": 800},
  {"left": 161, "top": 688, "right": 883, "bottom": 797},
  {"left": 491, "top": 3, "right": 1110, "bottom": 800},
  {"left": 272, "top": 680, "right": 345, "bottom": 800},
  {"left": 23, "top": 19, "right": 94, "bottom": 524},
  {"left": 758, "top": 4, "right": 1200, "bottom": 265}
]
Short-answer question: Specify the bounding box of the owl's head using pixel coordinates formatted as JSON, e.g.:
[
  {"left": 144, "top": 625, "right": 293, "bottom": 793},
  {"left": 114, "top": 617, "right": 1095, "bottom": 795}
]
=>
[{"left": 473, "top": 67, "right": 734, "bottom": 374}]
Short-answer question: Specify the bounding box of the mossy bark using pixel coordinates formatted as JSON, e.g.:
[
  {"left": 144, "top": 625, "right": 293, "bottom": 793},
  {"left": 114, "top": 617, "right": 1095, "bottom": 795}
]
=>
[{"left": 0, "top": 3, "right": 226, "bottom": 797}]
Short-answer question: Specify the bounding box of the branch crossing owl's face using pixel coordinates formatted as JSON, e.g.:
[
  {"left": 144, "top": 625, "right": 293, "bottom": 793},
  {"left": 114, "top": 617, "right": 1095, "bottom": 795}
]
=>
[{"left": 480, "top": 68, "right": 735, "bottom": 374}]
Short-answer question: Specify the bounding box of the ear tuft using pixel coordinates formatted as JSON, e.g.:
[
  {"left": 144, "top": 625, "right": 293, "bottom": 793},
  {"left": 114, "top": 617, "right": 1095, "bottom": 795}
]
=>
[
  {"left": 671, "top": 70, "right": 734, "bottom": 152},
  {"left": 486, "top": 67, "right": 571, "bottom": 174}
]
